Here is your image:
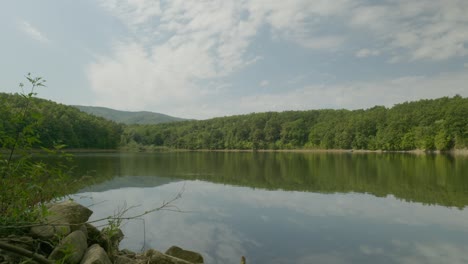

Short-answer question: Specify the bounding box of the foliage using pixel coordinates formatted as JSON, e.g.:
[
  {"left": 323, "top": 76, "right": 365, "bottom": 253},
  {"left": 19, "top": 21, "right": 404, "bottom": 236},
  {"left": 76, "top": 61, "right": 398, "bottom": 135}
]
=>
[
  {"left": 122, "top": 96, "right": 468, "bottom": 151},
  {"left": 0, "top": 75, "right": 75, "bottom": 235},
  {"left": 0, "top": 94, "right": 123, "bottom": 150}
]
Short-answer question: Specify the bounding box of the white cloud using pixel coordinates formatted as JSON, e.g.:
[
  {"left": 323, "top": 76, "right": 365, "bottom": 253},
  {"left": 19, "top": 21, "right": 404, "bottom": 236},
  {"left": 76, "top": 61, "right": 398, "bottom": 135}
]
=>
[
  {"left": 88, "top": 0, "right": 468, "bottom": 118},
  {"left": 300, "top": 35, "right": 345, "bottom": 50},
  {"left": 350, "top": 0, "right": 468, "bottom": 61},
  {"left": 99, "top": 0, "right": 161, "bottom": 26},
  {"left": 355, "top": 48, "right": 380, "bottom": 58},
  {"left": 87, "top": 41, "right": 211, "bottom": 112},
  {"left": 230, "top": 70, "right": 468, "bottom": 114},
  {"left": 259, "top": 80, "right": 269, "bottom": 87},
  {"left": 90, "top": 0, "right": 354, "bottom": 112},
  {"left": 18, "top": 21, "right": 49, "bottom": 43}
]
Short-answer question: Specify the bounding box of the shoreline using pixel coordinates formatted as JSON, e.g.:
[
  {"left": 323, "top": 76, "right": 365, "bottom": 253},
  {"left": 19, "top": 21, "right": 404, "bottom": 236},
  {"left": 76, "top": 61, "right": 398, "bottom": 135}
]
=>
[
  {"left": 190, "top": 148, "right": 468, "bottom": 155},
  {"left": 3, "top": 148, "right": 466, "bottom": 155},
  {"left": 118, "top": 148, "right": 468, "bottom": 155}
]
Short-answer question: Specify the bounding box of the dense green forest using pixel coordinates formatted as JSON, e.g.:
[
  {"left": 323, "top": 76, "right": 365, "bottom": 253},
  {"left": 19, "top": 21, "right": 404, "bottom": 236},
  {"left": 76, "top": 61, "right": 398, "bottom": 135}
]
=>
[
  {"left": 74, "top": 105, "right": 186, "bottom": 124},
  {"left": 122, "top": 96, "right": 468, "bottom": 151},
  {"left": 0, "top": 93, "right": 122, "bottom": 149},
  {"left": 1, "top": 93, "right": 467, "bottom": 151}
]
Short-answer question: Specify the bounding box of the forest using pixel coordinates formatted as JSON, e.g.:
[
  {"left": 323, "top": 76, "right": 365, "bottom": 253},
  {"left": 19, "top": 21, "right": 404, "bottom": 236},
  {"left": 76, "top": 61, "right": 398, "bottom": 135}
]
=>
[
  {"left": 0, "top": 93, "right": 122, "bottom": 149},
  {"left": 122, "top": 95, "right": 468, "bottom": 151},
  {"left": 1, "top": 93, "right": 467, "bottom": 151}
]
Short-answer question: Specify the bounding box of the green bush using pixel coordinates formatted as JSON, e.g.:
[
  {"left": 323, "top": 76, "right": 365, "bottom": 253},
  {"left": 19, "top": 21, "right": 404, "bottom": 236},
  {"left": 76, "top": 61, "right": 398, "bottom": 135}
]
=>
[{"left": 0, "top": 75, "right": 73, "bottom": 235}]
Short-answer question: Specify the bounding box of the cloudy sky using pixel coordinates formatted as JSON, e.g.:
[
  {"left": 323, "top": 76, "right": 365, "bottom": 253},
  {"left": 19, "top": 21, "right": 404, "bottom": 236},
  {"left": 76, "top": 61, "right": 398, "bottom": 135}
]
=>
[{"left": 1, "top": 0, "right": 468, "bottom": 119}]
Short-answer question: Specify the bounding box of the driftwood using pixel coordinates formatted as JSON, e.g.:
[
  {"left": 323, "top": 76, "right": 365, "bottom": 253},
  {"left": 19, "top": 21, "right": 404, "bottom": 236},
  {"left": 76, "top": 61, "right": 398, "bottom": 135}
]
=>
[{"left": 0, "top": 240, "right": 52, "bottom": 264}]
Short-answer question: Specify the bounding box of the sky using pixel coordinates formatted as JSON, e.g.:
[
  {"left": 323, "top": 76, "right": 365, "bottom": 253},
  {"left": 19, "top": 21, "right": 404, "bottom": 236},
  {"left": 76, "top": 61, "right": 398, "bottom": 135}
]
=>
[{"left": 1, "top": 0, "right": 468, "bottom": 119}]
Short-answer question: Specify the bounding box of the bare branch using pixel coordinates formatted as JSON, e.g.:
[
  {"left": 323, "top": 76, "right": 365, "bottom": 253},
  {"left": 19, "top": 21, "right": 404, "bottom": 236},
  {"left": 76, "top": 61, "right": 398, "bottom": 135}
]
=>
[{"left": 0, "top": 241, "right": 52, "bottom": 264}]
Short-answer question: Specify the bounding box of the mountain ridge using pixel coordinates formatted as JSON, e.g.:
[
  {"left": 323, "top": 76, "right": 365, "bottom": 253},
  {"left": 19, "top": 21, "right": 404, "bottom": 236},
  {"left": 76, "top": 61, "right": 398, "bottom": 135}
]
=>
[{"left": 73, "top": 105, "right": 187, "bottom": 125}]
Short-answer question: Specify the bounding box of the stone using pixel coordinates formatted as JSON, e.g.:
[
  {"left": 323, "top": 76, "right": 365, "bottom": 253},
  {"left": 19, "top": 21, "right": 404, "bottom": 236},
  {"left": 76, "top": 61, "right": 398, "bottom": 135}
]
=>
[
  {"left": 114, "top": 255, "right": 137, "bottom": 264},
  {"left": 80, "top": 244, "right": 112, "bottom": 264},
  {"left": 48, "top": 200, "right": 93, "bottom": 226},
  {"left": 78, "top": 224, "right": 88, "bottom": 238},
  {"left": 100, "top": 227, "right": 124, "bottom": 256},
  {"left": 48, "top": 230, "right": 88, "bottom": 264},
  {"left": 144, "top": 249, "right": 195, "bottom": 264},
  {"left": 165, "top": 246, "right": 204, "bottom": 263},
  {"left": 31, "top": 221, "right": 71, "bottom": 240},
  {"left": 31, "top": 200, "right": 92, "bottom": 239},
  {"left": 120, "top": 248, "right": 136, "bottom": 257},
  {"left": 85, "top": 223, "right": 107, "bottom": 248}
]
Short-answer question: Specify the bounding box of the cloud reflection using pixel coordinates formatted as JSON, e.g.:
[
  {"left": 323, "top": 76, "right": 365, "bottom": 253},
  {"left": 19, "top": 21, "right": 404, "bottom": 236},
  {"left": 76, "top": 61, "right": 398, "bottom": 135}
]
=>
[{"left": 74, "top": 178, "right": 468, "bottom": 264}]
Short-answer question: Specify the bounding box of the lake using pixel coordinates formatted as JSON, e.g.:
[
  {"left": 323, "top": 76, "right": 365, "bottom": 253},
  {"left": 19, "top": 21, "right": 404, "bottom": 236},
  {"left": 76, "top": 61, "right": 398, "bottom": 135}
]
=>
[{"left": 67, "top": 152, "right": 468, "bottom": 264}]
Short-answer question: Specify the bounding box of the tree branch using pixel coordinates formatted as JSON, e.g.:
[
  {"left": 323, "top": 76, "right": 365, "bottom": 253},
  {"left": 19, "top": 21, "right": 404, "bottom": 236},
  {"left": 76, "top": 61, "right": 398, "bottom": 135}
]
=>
[{"left": 0, "top": 241, "right": 52, "bottom": 264}]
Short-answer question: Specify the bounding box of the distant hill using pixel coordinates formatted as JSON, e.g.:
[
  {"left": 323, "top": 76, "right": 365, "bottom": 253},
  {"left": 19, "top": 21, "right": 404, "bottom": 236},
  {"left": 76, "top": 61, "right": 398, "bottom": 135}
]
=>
[{"left": 73, "top": 105, "right": 187, "bottom": 125}]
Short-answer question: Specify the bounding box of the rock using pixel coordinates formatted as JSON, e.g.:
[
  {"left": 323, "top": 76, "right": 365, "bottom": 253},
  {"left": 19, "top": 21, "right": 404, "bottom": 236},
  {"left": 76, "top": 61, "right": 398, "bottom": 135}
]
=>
[
  {"left": 120, "top": 248, "right": 136, "bottom": 257},
  {"left": 100, "top": 227, "right": 124, "bottom": 257},
  {"left": 165, "top": 246, "right": 204, "bottom": 263},
  {"left": 31, "top": 221, "right": 71, "bottom": 240},
  {"left": 80, "top": 244, "right": 112, "bottom": 264},
  {"left": 48, "top": 200, "right": 93, "bottom": 226},
  {"left": 114, "top": 255, "right": 137, "bottom": 264},
  {"left": 78, "top": 224, "right": 88, "bottom": 238},
  {"left": 144, "top": 249, "right": 195, "bottom": 264},
  {"left": 48, "top": 230, "right": 88, "bottom": 264},
  {"left": 85, "top": 223, "right": 107, "bottom": 248},
  {"left": 31, "top": 200, "right": 92, "bottom": 239}
]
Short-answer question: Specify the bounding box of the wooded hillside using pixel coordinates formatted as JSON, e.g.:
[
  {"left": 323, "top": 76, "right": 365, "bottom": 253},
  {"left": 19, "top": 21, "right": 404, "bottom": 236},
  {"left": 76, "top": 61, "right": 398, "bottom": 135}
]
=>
[
  {"left": 122, "top": 96, "right": 468, "bottom": 151},
  {"left": 0, "top": 93, "right": 122, "bottom": 149}
]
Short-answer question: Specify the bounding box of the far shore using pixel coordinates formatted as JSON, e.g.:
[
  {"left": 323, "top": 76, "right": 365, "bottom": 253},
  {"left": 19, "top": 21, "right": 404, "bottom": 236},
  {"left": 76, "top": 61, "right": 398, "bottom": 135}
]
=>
[
  {"left": 187, "top": 148, "right": 468, "bottom": 155},
  {"left": 116, "top": 147, "right": 468, "bottom": 155},
  {"left": 3, "top": 148, "right": 466, "bottom": 155}
]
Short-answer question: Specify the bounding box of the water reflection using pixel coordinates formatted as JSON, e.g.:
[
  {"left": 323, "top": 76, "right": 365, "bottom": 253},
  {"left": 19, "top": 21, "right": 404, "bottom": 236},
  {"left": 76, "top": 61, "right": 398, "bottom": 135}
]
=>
[
  {"left": 73, "top": 152, "right": 468, "bottom": 208},
  {"left": 68, "top": 152, "right": 468, "bottom": 264},
  {"left": 75, "top": 180, "right": 468, "bottom": 264}
]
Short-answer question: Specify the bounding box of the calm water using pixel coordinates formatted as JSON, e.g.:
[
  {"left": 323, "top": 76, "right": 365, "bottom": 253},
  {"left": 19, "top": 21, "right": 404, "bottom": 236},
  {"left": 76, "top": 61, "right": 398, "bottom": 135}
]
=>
[{"left": 67, "top": 152, "right": 468, "bottom": 264}]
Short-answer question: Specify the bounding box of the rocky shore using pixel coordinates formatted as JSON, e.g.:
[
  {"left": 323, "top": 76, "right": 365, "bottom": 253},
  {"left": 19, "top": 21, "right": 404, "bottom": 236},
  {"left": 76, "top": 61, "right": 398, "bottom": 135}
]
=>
[{"left": 0, "top": 200, "right": 204, "bottom": 264}]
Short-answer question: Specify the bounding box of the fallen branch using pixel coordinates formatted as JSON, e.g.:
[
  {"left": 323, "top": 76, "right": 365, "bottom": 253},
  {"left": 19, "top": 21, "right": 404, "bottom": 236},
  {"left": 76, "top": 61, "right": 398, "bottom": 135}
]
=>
[{"left": 0, "top": 241, "right": 52, "bottom": 264}]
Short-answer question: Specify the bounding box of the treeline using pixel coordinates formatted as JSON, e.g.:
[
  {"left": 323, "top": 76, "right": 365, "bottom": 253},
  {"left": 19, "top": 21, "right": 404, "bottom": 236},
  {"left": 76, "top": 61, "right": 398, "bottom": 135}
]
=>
[
  {"left": 0, "top": 93, "right": 122, "bottom": 149},
  {"left": 123, "top": 96, "right": 468, "bottom": 151}
]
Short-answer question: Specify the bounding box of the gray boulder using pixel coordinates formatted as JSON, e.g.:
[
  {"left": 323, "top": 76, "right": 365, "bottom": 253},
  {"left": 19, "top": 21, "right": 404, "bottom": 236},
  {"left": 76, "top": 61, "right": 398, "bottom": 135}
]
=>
[
  {"left": 80, "top": 244, "right": 112, "bottom": 264},
  {"left": 30, "top": 221, "right": 71, "bottom": 240},
  {"left": 165, "top": 246, "right": 204, "bottom": 263},
  {"left": 114, "top": 255, "right": 137, "bottom": 264},
  {"left": 31, "top": 200, "right": 93, "bottom": 239},
  {"left": 48, "top": 230, "right": 88, "bottom": 264},
  {"left": 143, "top": 249, "right": 196, "bottom": 264},
  {"left": 48, "top": 200, "right": 93, "bottom": 226}
]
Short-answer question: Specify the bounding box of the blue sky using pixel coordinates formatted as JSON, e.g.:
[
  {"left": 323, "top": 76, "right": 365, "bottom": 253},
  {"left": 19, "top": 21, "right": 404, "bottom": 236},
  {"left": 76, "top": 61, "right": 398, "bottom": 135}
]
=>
[{"left": 1, "top": 0, "right": 467, "bottom": 119}]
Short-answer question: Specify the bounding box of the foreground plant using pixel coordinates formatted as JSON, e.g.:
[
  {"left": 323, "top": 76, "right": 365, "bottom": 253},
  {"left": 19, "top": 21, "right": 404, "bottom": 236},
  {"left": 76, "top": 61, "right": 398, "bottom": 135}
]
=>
[
  {"left": 0, "top": 74, "right": 73, "bottom": 234},
  {"left": 0, "top": 75, "right": 188, "bottom": 263}
]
